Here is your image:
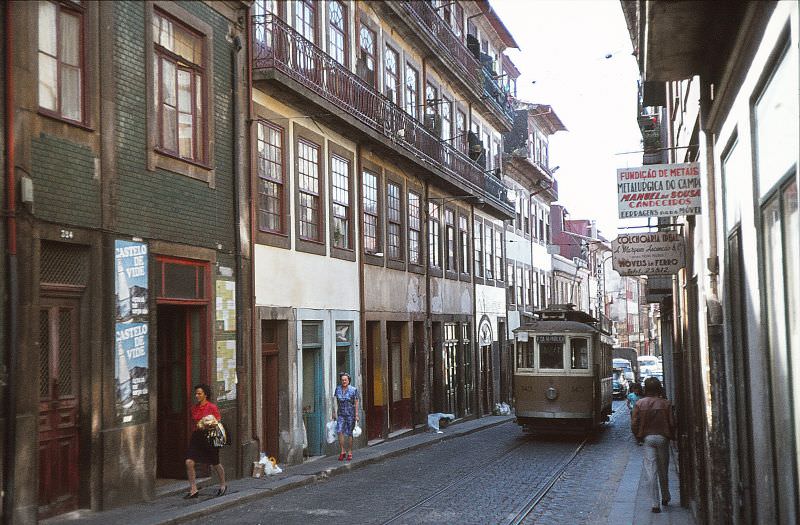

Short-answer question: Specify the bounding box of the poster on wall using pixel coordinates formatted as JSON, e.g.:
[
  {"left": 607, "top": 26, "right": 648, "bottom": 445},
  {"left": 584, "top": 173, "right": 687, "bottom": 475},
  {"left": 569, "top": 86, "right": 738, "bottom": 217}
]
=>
[
  {"left": 114, "top": 239, "right": 149, "bottom": 426},
  {"left": 612, "top": 232, "right": 686, "bottom": 276},
  {"left": 215, "top": 278, "right": 237, "bottom": 402},
  {"left": 617, "top": 162, "right": 701, "bottom": 219}
]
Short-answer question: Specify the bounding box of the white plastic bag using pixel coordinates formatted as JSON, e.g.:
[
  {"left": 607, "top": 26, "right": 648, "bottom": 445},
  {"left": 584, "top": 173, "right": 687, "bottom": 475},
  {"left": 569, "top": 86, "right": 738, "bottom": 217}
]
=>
[
  {"left": 326, "top": 420, "right": 337, "bottom": 444},
  {"left": 352, "top": 424, "right": 362, "bottom": 438}
]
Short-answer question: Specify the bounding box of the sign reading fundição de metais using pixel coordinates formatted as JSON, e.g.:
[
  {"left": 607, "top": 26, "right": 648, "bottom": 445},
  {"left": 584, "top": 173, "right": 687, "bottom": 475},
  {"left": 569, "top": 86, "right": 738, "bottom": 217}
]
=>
[
  {"left": 611, "top": 231, "right": 686, "bottom": 276},
  {"left": 617, "top": 162, "right": 701, "bottom": 219}
]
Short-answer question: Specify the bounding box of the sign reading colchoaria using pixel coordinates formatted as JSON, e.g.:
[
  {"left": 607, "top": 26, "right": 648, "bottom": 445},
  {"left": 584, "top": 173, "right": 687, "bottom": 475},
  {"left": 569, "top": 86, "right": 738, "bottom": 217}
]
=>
[
  {"left": 612, "top": 232, "right": 686, "bottom": 276},
  {"left": 617, "top": 162, "right": 701, "bottom": 219}
]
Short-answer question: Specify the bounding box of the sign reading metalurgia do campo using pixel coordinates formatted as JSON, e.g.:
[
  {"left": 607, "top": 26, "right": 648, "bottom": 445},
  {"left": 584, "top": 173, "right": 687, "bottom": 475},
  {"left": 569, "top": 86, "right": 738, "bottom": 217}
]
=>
[
  {"left": 617, "top": 162, "right": 701, "bottom": 219},
  {"left": 612, "top": 232, "right": 686, "bottom": 276}
]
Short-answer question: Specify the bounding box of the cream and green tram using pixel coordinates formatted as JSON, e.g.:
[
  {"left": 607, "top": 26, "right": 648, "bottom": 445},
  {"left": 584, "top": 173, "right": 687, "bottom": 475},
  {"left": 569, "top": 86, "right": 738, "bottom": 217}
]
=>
[{"left": 513, "top": 304, "right": 614, "bottom": 434}]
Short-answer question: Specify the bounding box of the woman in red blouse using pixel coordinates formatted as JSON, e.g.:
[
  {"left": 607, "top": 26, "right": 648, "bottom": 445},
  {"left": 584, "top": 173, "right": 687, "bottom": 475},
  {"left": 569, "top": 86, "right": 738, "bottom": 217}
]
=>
[{"left": 184, "top": 384, "right": 227, "bottom": 498}]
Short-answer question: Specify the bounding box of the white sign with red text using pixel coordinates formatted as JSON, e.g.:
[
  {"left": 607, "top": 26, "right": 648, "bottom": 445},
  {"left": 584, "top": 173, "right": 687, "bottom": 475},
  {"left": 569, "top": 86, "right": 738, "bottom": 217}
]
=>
[
  {"left": 611, "top": 231, "right": 686, "bottom": 276},
  {"left": 617, "top": 162, "right": 701, "bottom": 219}
]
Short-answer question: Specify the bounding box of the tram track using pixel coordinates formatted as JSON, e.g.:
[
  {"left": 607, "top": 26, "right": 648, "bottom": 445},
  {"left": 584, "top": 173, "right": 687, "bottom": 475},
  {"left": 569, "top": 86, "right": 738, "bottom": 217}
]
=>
[{"left": 380, "top": 426, "right": 590, "bottom": 525}]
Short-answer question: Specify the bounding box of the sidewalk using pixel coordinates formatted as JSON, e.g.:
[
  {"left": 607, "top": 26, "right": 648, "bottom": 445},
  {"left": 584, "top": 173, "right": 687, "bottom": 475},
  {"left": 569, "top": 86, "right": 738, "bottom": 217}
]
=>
[
  {"left": 45, "top": 415, "right": 514, "bottom": 525},
  {"left": 608, "top": 442, "right": 695, "bottom": 525}
]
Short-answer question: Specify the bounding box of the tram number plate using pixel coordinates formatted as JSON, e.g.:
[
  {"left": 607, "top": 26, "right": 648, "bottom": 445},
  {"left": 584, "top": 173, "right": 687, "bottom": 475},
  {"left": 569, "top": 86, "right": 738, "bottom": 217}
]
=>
[{"left": 536, "top": 335, "right": 565, "bottom": 343}]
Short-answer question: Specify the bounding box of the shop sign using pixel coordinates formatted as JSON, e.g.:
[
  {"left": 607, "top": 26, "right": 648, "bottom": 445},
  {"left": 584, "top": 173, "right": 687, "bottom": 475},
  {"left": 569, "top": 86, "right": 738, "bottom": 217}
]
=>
[
  {"left": 537, "top": 335, "right": 565, "bottom": 344},
  {"left": 114, "top": 239, "right": 149, "bottom": 426},
  {"left": 612, "top": 232, "right": 686, "bottom": 276},
  {"left": 617, "top": 162, "right": 701, "bottom": 219}
]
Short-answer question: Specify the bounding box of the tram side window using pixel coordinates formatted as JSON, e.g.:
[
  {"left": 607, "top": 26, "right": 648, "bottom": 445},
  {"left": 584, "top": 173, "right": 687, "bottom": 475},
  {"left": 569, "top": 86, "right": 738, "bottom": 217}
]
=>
[
  {"left": 539, "top": 342, "right": 563, "bottom": 369},
  {"left": 517, "top": 340, "right": 535, "bottom": 369},
  {"left": 570, "top": 338, "right": 588, "bottom": 369}
]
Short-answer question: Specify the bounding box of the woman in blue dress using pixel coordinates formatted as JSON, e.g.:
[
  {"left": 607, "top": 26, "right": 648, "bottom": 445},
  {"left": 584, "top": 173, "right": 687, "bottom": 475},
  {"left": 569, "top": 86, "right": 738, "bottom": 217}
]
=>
[{"left": 332, "top": 372, "right": 360, "bottom": 461}]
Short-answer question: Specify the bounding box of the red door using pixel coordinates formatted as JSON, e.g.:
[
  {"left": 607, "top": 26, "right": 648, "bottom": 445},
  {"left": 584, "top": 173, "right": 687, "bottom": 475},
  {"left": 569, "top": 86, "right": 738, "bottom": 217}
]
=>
[
  {"left": 38, "top": 297, "right": 80, "bottom": 519},
  {"left": 261, "top": 321, "right": 279, "bottom": 457}
]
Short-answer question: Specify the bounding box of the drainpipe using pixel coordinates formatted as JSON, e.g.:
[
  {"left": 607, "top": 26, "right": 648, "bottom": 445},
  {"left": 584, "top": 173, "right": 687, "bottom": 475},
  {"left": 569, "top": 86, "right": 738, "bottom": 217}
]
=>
[
  {"left": 3, "top": 4, "right": 19, "bottom": 523},
  {"left": 356, "top": 145, "right": 366, "bottom": 427},
  {"left": 231, "top": 33, "right": 245, "bottom": 471}
]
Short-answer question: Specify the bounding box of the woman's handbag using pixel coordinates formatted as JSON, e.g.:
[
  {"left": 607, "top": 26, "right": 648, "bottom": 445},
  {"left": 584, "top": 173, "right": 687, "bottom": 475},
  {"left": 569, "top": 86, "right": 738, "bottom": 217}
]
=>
[
  {"left": 207, "top": 422, "right": 229, "bottom": 448},
  {"left": 351, "top": 424, "right": 362, "bottom": 438}
]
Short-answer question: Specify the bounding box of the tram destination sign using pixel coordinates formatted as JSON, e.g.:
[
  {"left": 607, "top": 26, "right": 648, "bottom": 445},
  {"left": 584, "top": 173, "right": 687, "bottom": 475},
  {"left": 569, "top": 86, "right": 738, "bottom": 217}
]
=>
[
  {"left": 611, "top": 232, "right": 686, "bottom": 276},
  {"left": 617, "top": 162, "right": 701, "bottom": 219}
]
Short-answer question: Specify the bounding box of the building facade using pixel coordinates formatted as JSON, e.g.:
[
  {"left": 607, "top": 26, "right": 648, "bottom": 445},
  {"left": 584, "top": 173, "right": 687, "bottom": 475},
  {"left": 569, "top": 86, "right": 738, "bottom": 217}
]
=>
[
  {"left": 2, "top": 1, "right": 252, "bottom": 521},
  {"left": 623, "top": 1, "right": 799, "bottom": 523}
]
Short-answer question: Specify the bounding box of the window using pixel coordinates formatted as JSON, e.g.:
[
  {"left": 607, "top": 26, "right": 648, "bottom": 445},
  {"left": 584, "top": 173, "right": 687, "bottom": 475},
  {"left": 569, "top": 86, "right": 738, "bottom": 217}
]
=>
[
  {"left": 156, "top": 258, "right": 208, "bottom": 300},
  {"left": 336, "top": 322, "right": 353, "bottom": 376},
  {"left": 297, "top": 139, "right": 321, "bottom": 241},
  {"left": 384, "top": 45, "right": 400, "bottom": 105},
  {"left": 484, "top": 226, "right": 494, "bottom": 279},
  {"left": 483, "top": 131, "right": 491, "bottom": 168},
  {"left": 538, "top": 208, "right": 545, "bottom": 242},
  {"left": 539, "top": 338, "right": 564, "bottom": 369},
  {"left": 452, "top": 2, "right": 464, "bottom": 40},
  {"left": 257, "top": 121, "right": 284, "bottom": 233},
  {"left": 327, "top": 1, "right": 347, "bottom": 65},
  {"left": 517, "top": 341, "right": 534, "bottom": 369},
  {"left": 428, "top": 201, "right": 441, "bottom": 269},
  {"left": 404, "top": 64, "right": 419, "bottom": 116},
  {"left": 331, "top": 155, "right": 351, "bottom": 249},
  {"left": 363, "top": 170, "right": 379, "bottom": 254},
  {"left": 507, "top": 262, "right": 515, "bottom": 304},
  {"left": 494, "top": 230, "right": 503, "bottom": 281},
  {"left": 456, "top": 109, "right": 467, "bottom": 153},
  {"left": 153, "top": 9, "right": 206, "bottom": 162},
  {"left": 516, "top": 266, "right": 524, "bottom": 305},
  {"left": 515, "top": 195, "right": 523, "bottom": 229},
  {"left": 294, "top": 0, "right": 316, "bottom": 43},
  {"left": 445, "top": 209, "right": 456, "bottom": 272},
  {"left": 571, "top": 338, "right": 589, "bottom": 369},
  {"left": 425, "top": 83, "right": 438, "bottom": 124},
  {"left": 523, "top": 198, "right": 530, "bottom": 235},
  {"left": 533, "top": 271, "right": 540, "bottom": 307},
  {"left": 459, "top": 215, "right": 469, "bottom": 274},
  {"left": 525, "top": 269, "right": 532, "bottom": 307},
  {"left": 38, "top": 1, "right": 84, "bottom": 123},
  {"left": 358, "top": 24, "right": 377, "bottom": 87},
  {"left": 387, "top": 182, "right": 402, "bottom": 260},
  {"left": 473, "top": 220, "right": 483, "bottom": 278},
  {"left": 441, "top": 98, "right": 453, "bottom": 142},
  {"left": 408, "top": 191, "right": 422, "bottom": 265}
]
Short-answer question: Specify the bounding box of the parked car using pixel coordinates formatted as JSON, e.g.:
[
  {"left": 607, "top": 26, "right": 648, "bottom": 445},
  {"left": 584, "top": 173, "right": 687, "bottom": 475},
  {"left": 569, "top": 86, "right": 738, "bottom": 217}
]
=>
[{"left": 613, "top": 358, "right": 636, "bottom": 383}]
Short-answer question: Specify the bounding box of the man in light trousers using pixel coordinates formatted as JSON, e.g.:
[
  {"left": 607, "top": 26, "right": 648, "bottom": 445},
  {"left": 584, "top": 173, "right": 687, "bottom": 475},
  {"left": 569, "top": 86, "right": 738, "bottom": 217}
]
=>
[{"left": 631, "top": 376, "right": 676, "bottom": 513}]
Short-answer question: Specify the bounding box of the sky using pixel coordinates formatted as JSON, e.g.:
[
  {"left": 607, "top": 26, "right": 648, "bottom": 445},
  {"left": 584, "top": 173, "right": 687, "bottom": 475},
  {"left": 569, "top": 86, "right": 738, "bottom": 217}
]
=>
[{"left": 492, "top": 0, "right": 644, "bottom": 239}]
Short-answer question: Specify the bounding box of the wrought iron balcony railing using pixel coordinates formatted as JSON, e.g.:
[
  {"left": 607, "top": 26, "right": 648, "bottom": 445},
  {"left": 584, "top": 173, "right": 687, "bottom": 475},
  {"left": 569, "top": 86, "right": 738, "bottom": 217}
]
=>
[
  {"left": 252, "top": 14, "right": 513, "bottom": 215},
  {"left": 393, "top": 1, "right": 515, "bottom": 126}
]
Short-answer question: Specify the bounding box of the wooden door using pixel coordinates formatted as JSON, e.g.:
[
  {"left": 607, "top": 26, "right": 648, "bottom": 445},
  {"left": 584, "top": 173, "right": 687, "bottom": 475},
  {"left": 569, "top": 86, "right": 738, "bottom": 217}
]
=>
[
  {"left": 38, "top": 297, "right": 81, "bottom": 518},
  {"left": 156, "top": 306, "right": 189, "bottom": 479},
  {"left": 261, "top": 322, "right": 279, "bottom": 457},
  {"left": 365, "top": 322, "right": 383, "bottom": 440},
  {"left": 302, "top": 347, "right": 322, "bottom": 455}
]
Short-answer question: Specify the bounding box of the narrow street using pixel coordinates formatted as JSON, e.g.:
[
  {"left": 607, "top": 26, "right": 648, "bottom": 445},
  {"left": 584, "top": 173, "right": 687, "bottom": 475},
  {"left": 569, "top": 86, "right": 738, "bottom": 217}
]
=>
[{"left": 185, "top": 402, "right": 657, "bottom": 525}]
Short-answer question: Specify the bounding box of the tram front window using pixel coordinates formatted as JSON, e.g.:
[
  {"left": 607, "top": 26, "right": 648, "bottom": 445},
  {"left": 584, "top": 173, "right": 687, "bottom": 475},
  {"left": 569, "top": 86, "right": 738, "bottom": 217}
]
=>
[
  {"left": 571, "top": 338, "right": 588, "bottom": 369},
  {"left": 539, "top": 342, "right": 564, "bottom": 369},
  {"left": 516, "top": 341, "right": 535, "bottom": 369}
]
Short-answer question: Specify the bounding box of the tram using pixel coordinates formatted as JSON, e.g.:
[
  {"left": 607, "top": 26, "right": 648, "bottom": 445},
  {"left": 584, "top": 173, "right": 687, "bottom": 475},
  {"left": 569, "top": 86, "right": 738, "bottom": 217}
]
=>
[{"left": 513, "top": 304, "right": 614, "bottom": 434}]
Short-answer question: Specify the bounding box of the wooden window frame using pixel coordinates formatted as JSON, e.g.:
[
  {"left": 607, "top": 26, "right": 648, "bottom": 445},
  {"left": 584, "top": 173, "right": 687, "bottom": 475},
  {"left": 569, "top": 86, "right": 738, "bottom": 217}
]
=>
[
  {"left": 385, "top": 174, "right": 406, "bottom": 269},
  {"left": 458, "top": 211, "right": 470, "bottom": 281},
  {"left": 507, "top": 262, "right": 516, "bottom": 306},
  {"left": 473, "top": 218, "right": 484, "bottom": 284},
  {"left": 362, "top": 159, "right": 383, "bottom": 265},
  {"left": 384, "top": 44, "right": 400, "bottom": 106},
  {"left": 444, "top": 207, "right": 457, "bottom": 279},
  {"left": 494, "top": 228, "right": 504, "bottom": 285},
  {"left": 294, "top": 124, "right": 326, "bottom": 255},
  {"left": 329, "top": 143, "right": 355, "bottom": 261},
  {"left": 516, "top": 266, "right": 524, "bottom": 306},
  {"left": 37, "top": 0, "right": 88, "bottom": 127},
  {"left": 428, "top": 199, "right": 443, "bottom": 277},
  {"left": 357, "top": 17, "right": 378, "bottom": 89},
  {"left": 407, "top": 189, "right": 424, "bottom": 273},
  {"left": 326, "top": 0, "right": 349, "bottom": 67},
  {"left": 293, "top": 0, "right": 319, "bottom": 44},
  {"left": 146, "top": 2, "right": 215, "bottom": 185},
  {"left": 256, "top": 120, "right": 287, "bottom": 236},
  {"left": 253, "top": 106, "right": 291, "bottom": 249},
  {"left": 404, "top": 62, "right": 420, "bottom": 117}
]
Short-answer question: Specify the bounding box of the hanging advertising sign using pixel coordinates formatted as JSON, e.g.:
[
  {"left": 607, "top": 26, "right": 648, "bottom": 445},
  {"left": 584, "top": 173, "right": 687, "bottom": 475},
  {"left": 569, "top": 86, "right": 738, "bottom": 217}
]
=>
[
  {"left": 611, "top": 232, "right": 685, "bottom": 276},
  {"left": 115, "top": 239, "right": 149, "bottom": 426},
  {"left": 617, "top": 162, "right": 701, "bottom": 219}
]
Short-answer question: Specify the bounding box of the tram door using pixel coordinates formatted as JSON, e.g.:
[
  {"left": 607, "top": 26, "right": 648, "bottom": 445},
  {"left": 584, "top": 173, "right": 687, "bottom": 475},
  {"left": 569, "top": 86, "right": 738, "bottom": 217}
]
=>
[{"left": 38, "top": 296, "right": 81, "bottom": 518}]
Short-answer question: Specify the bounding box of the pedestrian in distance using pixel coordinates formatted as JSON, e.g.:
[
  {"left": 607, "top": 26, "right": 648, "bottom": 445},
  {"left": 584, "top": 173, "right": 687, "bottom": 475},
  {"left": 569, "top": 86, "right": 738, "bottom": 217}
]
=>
[
  {"left": 332, "top": 372, "right": 360, "bottom": 461},
  {"left": 184, "top": 384, "right": 227, "bottom": 499},
  {"left": 627, "top": 382, "right": 642, "bottom": 411},
  {"left": 631, "top": 376, "right": 675, "bottom": 513}
]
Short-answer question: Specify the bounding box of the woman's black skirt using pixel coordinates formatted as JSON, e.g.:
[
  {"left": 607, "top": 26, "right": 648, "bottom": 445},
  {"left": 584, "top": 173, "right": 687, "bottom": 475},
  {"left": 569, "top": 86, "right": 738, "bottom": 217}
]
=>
[{"left": 186, "top": 429, "right": 220, "bottom": 465}]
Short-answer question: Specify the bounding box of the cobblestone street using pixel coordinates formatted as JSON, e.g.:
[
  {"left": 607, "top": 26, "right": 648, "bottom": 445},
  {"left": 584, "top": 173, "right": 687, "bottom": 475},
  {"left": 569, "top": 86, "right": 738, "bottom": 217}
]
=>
[{"left": 184, "top": 401, "right": 667, "bottom": 525}]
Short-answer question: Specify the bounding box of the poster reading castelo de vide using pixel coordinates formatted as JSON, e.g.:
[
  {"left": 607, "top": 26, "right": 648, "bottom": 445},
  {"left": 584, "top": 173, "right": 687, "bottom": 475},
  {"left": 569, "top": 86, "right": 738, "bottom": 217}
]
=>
[{"left": 617, "top": 162, "right": 702, "bottom": 219}]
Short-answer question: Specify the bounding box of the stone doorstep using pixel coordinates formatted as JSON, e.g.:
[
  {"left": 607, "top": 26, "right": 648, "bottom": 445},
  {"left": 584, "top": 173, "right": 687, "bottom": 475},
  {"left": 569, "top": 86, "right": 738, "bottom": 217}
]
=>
[{"left": 46, "top": 415, "right": 514, "bottom": 525}]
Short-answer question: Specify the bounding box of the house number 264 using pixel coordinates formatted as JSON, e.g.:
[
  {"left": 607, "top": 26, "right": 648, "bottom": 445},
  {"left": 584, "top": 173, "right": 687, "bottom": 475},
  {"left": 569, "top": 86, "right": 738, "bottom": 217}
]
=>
[{"left": 60, "top": 229, "right": 74, "bottom": 240}]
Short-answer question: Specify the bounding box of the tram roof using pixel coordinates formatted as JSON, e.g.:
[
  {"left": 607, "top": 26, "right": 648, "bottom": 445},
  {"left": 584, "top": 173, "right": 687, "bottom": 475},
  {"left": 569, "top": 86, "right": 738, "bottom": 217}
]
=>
[{"left": 513, "top": 320, "right": 599, "bottom": 334}]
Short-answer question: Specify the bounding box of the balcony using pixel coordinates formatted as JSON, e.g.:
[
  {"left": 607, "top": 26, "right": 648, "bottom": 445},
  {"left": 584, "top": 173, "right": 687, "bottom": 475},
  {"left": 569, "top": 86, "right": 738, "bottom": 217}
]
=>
[
  {"left": 252, "top": 15, "right": 514, "bottom": 218},
  {"left": 380, "top": 1, "right": 515, "bottom": 130}
]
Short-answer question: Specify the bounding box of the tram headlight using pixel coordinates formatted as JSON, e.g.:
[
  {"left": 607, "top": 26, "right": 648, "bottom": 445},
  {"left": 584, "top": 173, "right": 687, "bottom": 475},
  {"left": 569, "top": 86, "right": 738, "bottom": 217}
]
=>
[{"left": 545, "top": 387, "right": 559, "bottom": 401}]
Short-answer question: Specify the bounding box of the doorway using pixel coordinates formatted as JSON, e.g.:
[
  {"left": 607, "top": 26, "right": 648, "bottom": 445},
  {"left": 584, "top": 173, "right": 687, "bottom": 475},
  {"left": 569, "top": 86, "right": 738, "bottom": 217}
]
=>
[
  {"left": 301, "top": 322, "right": 323, "bottom": 456},
  {"left": 261, "top": 321, "right": 282, "bottom": 458},
  {"left": 387, "top": 322, "right": 411, "bottom": 431},
  {"left": 365, "top": 321, "right": 383, "bottom": 439},
  {"left": 156, "top": 305, "right": 206, "bottom": 479},
  {"left": 38, "top": 296, "right": 81, "bottom": 519}
]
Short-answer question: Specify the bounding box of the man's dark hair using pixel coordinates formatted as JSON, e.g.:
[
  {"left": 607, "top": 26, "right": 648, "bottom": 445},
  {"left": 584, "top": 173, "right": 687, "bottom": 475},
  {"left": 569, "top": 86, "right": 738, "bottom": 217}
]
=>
[{"left": 643, "top": 377, "right": 663, "bottom": 397}]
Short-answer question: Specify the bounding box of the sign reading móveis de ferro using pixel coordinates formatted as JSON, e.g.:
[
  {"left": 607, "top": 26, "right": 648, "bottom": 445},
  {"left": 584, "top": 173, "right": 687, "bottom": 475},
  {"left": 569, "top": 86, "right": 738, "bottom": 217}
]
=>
[
  {"left": 611, "top": 231, "right": 686, "bottom": 276},
  {"left": 617, "top": 162, "right": 701, "bottom": 219}
]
